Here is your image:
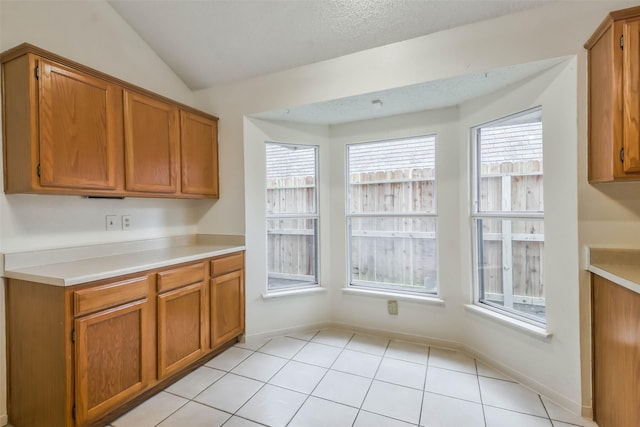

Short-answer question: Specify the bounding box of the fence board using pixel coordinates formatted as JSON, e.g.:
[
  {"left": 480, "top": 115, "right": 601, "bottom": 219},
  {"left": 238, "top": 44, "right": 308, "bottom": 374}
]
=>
[{"left": 267, "top": 163, "right": 543, "bottom": 299}]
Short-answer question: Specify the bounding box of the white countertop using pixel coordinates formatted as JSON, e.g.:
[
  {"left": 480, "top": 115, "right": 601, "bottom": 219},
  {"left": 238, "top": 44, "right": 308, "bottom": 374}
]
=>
[
  {"left": 2, "top": 234, "right": 245, "bottom": 286},
  {"left": 588, "top": 247, "right": 640, "bottom": 295}
]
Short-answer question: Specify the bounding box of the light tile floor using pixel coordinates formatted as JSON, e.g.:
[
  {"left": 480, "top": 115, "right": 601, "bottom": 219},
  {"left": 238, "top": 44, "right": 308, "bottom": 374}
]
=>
[{"left": 108, "top": 328, "right": 597, "bottom": 427}]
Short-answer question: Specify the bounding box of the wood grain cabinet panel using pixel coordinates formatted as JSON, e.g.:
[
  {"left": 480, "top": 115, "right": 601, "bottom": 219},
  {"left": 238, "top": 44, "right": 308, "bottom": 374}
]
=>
[
  {"left": 75, "top": 297, "right": 153, "bottom": 425},
  {"left": 211, "top": 269, "right": 245, "bottom": 349},
  {"left": 592, "top": 275, "right": 640, "bottom": 427},
  {"left": 38, "top": 59, "right": 122, "bottom": 190},
  {"left": 157, "top": 261, "right": 209, "bottom": 380},
  {"left": 1, "top": 52, "right": 124, "bottom": 195},
  {"left": 124, "top": 90, "right": 180, "bottom": 194},
  {"left": 180, "top": 111, "right": 219, "bottom": 197},
  {"left": 586, "top": 6, "right": 640, "bottom": 182}
]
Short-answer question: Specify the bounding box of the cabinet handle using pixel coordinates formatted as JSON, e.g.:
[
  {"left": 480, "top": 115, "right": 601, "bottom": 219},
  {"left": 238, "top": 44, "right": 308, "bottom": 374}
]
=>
[{"left": 620, "top": 147, "right": 625, "bottom": 163}]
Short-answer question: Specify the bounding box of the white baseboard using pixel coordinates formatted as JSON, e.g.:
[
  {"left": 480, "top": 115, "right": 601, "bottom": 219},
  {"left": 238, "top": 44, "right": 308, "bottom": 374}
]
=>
[
  {"left": 0, "top": 414, "right": 8, "bottom": 426},
  {"left": 462, "top": 342, "right": 588, "bottom": 420},
  {"left": 244, "top": 321, "right": 332, "bottom": 341}
]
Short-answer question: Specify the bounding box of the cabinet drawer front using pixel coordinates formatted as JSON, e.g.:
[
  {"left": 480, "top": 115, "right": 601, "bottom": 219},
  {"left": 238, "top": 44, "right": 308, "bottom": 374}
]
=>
[
  {"left": 211, "top": 252, "right": 243, "bottom": 277},
  {"left": 157, "top": 262, "right": 205, "bottom": 293},
  {"left": 74, "top": 276, "right": 149, "bottom": 317}
]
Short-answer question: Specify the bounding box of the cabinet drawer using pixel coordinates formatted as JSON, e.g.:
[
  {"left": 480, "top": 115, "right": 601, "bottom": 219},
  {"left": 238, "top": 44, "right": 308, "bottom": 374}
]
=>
[
  {"left": 157, "top": 262, "right": 205, "bottom": 293},
  {"left": 211, "top": 252, "right": 244, "bottom": 277},
  {"left": 74, "top": 276, "right": 150, "bottom": 317}
]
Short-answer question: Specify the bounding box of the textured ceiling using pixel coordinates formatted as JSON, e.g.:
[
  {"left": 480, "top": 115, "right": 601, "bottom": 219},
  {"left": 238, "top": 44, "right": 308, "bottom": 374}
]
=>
[
  {"left": 108, "top": 0, "right": 556, "bottom": 90},
  {"left": 253, "top": 57, "right": 569, "bottom": 125}
]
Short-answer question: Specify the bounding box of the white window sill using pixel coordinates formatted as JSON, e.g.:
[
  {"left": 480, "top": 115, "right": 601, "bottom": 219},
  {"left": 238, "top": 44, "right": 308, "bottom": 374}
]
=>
[
  {"left": 342, "top": 287, "right": 445, "bottom": 306},
  {"left": 464, "top": 304, "right": 552, "bottom": 340},
  {"left": 262, "top": 286, "right": 327, "bottom": 300}
]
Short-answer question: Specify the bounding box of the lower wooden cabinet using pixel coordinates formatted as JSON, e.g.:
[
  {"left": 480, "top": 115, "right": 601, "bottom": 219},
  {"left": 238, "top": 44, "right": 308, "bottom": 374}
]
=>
[
  {"left": 592, "top": 274, "right": 640, "bottom": 427},
  {"left": 157, "top": 262, "right": 208, "bottom": 379},
  {"left": 75, "top": 298, "right": 153, "bottom": 425},
  {"left": 210, "top": 253, "right": 245, "bottom": 349},
  {"left": 5, "top": 251, "right": 244, "bottom": 427}
]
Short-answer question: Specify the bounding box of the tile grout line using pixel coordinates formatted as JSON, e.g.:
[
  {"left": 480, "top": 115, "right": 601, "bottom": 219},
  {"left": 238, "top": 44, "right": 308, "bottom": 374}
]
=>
[
  {"left": 416, "top": 346, "right": 432, "bottom": 427},
  {"left": 475, "top": 357, "right": 489, "bottom": 427},
  {"left": 352, "top": 336, "right": 395, "bottom": 426}
]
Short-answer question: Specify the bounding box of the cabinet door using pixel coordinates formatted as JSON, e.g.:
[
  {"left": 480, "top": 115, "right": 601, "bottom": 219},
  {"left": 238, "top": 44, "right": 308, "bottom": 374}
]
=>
[
  {"left": 74, "top": 298, "right": 152, "bottom": 425},
  {"left": 124, "top": 91, "right": 179, "bottom": 193},
  {"left": 180, "top": 111, "right": 219, "bottom": 197},
  {"left": 39, "top": 59, "right": 121, "bottom": 189},
  {"left": 210, "top": 270, "right": 245, "bottom": 348},
  {"left": 623, "top": 19, "right": 640, "bottom": 173},
  {"left": 157, "top": 281, "right": 208, "bottom": 379}
]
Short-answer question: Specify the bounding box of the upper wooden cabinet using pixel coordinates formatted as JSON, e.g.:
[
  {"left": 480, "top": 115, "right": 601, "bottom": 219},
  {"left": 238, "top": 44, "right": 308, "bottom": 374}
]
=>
[
  {"left": 2, "top": 52, "right": 124, "bottom": 194},
  {"left": 124, "top": 91, "right": 180, "bottom": 194},
  {"left": 181, "top": 111, "right": 219, "bottom": 197},
  {"left": 585, "top": 6, "right": 640, "bottom": 182},
  {"left": 1, "top": 43, "right": 219, "bottom": 198}
]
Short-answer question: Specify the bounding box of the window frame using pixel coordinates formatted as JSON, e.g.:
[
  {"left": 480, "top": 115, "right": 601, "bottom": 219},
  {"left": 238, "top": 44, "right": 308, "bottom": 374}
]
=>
[
  {"left": 265, "top": 142, "right": 320, "bottom": 293},
  {"left": 345, "top": 135, "right": 438, "bottom": 296},
  {"left": 470, "top": 106, "right": 545, "bottom": 327}
]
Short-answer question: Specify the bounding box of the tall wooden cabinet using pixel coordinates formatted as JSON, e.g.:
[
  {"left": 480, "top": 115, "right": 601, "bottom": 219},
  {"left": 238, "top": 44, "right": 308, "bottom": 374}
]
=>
[
  {"left": 5, "top": 252, "right": 244, "bottom": 427},
  {"left": 1, "top": 43, "right": 219, "bottom": 199},
  {"left": 585, "top": 6, "right": 640, "bottom": 182},
  {"left": 591, "top": 275, "right": 640, "bottom": 427}
]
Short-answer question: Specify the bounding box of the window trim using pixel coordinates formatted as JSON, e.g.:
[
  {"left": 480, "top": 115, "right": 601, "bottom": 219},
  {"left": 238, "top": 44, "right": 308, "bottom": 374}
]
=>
[
  {"left": 345, "top": 134, "right": 438, "bottom": 295},
  {"left": 265, "top": 142, "right": 320, "bottom": 293},
  {"left": 470, "top": 106, "right": 545, "bottom": 327}
]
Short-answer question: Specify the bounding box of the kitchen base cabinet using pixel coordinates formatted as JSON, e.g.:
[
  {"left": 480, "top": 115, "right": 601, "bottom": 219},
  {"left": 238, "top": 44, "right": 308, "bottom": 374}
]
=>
[
  {"left": 157, "top": 262, "right": 209, "bottom": 379},
  {"left": 5, "top": 280, "right": 70, "bottom": 427},
  {"left": 5, "top": 251, "right": 244, "bottom": 427},
  {"left": 210, "top": 253, "right": 245, "bottom": 349},
  {"left": 592, "top": 274, "right": 640, "bottom": 427}
]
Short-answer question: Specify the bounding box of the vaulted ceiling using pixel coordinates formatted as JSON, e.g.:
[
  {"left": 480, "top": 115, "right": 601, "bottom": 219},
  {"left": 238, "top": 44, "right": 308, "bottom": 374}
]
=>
[{"left": 108, "top": 0, "right": 557, "bottom": 90}]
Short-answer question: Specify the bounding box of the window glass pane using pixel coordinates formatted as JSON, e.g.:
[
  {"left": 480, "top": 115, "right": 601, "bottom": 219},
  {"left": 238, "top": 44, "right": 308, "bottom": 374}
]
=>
[
  {"left": 266, "top": 142, "right": 319, "bottom": 291},
  {"left": 350, "top": 217, "right": 437, "bottom": 293},
  {"left": 267, "top": 218, "right": 318, "bottom": 290},
  {"left": 476, "top": 218, "right": 545, "bottom": 322},
  {"left": 477, "top": 109, "right": 543, "bottom": 213},
  {"left": 348, "top": 136, "right": 436, "bottom": 214},
  {"left": 266, "top": 144, "right": 317, "bottom": 215}
]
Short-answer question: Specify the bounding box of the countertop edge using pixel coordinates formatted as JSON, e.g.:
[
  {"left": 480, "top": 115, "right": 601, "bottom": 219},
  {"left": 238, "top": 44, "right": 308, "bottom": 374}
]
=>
[
  {"left": 3, "top": 242, "right": 245, "bottom": 287},
  {"left": 588, "top": 264, "right": 640, "bottom": 295}
]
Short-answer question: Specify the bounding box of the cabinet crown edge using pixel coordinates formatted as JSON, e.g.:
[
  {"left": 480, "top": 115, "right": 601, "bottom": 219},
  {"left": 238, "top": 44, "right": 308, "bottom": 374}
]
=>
[
  {"left": 584, "top": 5, "right": 640, "bottom": 49},
  {"left": 1, "top": 42, "right": 218, "bottom": 122}
]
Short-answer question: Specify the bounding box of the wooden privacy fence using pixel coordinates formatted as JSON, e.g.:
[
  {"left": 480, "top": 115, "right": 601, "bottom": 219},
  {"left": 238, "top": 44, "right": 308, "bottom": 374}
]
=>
[{"left": 267, "top": 161, "right": 544, "bottom": 304}]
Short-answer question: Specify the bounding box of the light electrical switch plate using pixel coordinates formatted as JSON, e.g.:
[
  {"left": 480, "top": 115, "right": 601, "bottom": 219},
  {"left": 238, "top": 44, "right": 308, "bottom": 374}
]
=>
[
  {"left": 122, "top": 215, "right": 132, "bottom": 230},
  {"left": 387, "top": 300, "right": 398, "bottom": 315},
  {"left": 105, "top": 215, "right": 119, "bottom": 231}
]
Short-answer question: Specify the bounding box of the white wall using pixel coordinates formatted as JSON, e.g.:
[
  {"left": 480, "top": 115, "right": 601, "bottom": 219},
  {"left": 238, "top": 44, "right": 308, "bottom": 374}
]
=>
[
  {"left": 0, "top": 1, "right": 215, "bottom": 424},
  {"left": 459, "top": 59, "right": 581, "bottom": 412},
  {"left": 194, "top": 0, "right": 640, "bottom": 417}
]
